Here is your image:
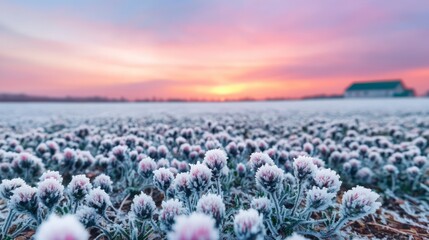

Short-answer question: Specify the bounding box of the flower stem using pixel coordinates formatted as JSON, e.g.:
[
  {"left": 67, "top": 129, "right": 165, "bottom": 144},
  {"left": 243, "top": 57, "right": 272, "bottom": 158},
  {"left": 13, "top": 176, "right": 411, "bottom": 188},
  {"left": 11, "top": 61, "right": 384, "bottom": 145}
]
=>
[
  {"left": 270, "top": 192, "right": 282, "bottom": 221},
  {"left": 2, "top": 209, "right": 15, "bottom": 236},
  {"left": 291, "top": 181, "right": 302, "bottom": 216}
]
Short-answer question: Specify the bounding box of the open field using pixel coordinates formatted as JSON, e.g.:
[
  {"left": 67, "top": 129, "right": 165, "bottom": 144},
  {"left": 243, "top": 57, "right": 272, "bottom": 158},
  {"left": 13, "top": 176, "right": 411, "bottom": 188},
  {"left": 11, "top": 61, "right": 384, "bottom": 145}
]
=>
[{"left": 0, "top": 99, "right": 428, "bottom": 239}]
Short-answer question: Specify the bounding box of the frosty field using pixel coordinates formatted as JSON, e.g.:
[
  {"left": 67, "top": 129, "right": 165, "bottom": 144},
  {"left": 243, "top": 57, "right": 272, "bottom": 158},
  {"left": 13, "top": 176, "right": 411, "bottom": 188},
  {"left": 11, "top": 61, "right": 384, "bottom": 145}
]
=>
[{"left": 0, "top": 99, "right": 428, "bottom": 240}]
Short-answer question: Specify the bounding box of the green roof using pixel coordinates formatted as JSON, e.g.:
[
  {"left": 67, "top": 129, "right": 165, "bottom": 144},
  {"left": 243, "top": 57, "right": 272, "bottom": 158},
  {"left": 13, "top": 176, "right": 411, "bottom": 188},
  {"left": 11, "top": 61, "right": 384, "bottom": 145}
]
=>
[{"left": 346, "top": 80, "right": 403, "bottom": 91}]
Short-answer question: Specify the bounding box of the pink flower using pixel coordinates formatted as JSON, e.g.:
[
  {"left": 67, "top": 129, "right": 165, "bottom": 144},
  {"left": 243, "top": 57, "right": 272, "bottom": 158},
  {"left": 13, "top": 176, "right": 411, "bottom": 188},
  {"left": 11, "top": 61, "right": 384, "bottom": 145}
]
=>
[
  {"left": 34, "top": 215, "right": 89, "bottom": 240},
  {"left": 168, "top": 213, "right": 218, "bottom": 240}
]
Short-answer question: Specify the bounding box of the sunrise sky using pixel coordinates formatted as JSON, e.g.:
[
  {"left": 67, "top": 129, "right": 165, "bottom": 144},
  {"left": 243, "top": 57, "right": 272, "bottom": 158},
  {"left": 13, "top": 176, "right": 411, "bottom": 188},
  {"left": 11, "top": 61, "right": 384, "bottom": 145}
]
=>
[{"left": 1, "top": 1, "right": 429, "bottom": 100}]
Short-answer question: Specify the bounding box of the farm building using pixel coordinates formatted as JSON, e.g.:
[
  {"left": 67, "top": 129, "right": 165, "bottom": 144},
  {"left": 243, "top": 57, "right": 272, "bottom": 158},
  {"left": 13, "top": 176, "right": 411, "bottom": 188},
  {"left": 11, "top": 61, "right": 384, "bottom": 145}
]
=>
[{"left": 344, "top": 80, "right": 415, "bottom": 98}]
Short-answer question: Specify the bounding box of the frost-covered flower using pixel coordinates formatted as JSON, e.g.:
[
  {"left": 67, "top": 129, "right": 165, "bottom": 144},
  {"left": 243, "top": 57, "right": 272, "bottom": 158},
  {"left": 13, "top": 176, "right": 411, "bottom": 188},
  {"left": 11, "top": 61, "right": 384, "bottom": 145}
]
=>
[
  {"left": 356, "top": 167, "right": 373, "bottom": 183},
  {"left": 68, "top": 175, "right": 92, "bottom": 202},
  {"left": 173, "top": 173, "right": 192, "bottom": 199},
  {"left": 255, "top": 164, "right": 284, "bottom": 192},
  {"left": 305, "top": 187, "right": 335, "bottom": 211},
  {"left": 40, "top": 170, "right": 63, "bottom": 183},
  {"left": 131, "top": 192, "right": 156, "bottom": 220},
  {"left": 37, "top": 178, "right": 64, "bottom": 209},
  {"left": 197, "top": 194, "right": 225, "bottom": 227},
  {"left": 383, "top": 164, "right": 398, "bottom": 175},
  {"left": 189, "top": 162, "right": 212, "bottom": 193},
  {"left": 312, "top": 158, "right": 325, "bottom": 169},
  {"left": 203, "top": 149, "right": 228, "bottom": 176},
  {"left": 0, "top": 178, "right": 26, "bottom": 200},
  {"left": 313, "top": 168, "right": 342, "bottom": 193},
  {"left": 340, "top": 186, "right": 381, "bottom": 220},
  {"left": 34, "top": 214, "right": 89, "bottom": 240},
  {"left": 413, "top": 156, "right": 427, "bottom": 168},
  {"left": 138, "top": 157, "right": 157, "bottom": 178},
  {"left": 234, "top": 209, "right": 265, "bottom": 240},
  {"left": 76, "top": 206, "right": 98, "bottom": 228},
  {"left": 293, "top": 156, "right": 317, "bottom": 181},
  {"left": 112, "top": 145, "right": 128, "bottom": 161},
  {"left": 168, "top": 213, "right": 218, "bottom": 240},
  {"left": 236, "top": 163, "right": 247, "bottom": 177},
  {"left": 160, "top": 199, "right": 185, "bottom": 231},
  {"left": 406, "top": 166, "right": 420, "bottom": 179},
  {"left": 93, "top": 174, "right": 113, "bottom": 194},
  {"left": 10, "top": 185, "right": 38, "bottom": 217},
  {"left": 86, "top": 188, "right": 111, "bottom": 214},
  {"left": 153, "top": 167, "right": 174, "bottom": 192},
  {"left": 284, "top": 173, "right": 296, "bottom": 186},
  {"left": 248, "top": 152, "right": 274, "bottom": 172},
  {"left": 251, "top": 197, "right": 272, "bottom": 216},
  {"left": 158, "top": 145, "right": 169, "bottom": 159}
]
